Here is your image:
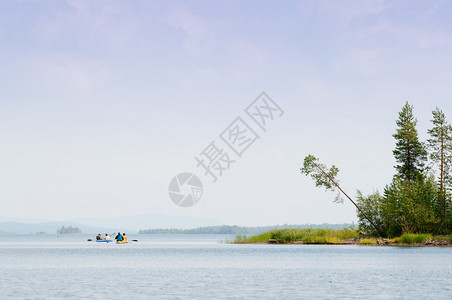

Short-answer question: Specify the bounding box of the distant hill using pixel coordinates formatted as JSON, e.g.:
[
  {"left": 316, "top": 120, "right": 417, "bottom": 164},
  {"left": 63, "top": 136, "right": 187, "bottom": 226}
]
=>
[
  {"left": 0, "top": 213, "right": 222, "bottom": 234},
  {"left": 139, "top": 223, "right": 354, "bottom": 234},
  {"left": 0, "top": 215, "right": 353, "bottom": 235},
  {"left": 68, "top": 213, "right": 222, "bottom": 232},
  {"left": 0, "top": 221, "right": 116, "bottom": 235}
]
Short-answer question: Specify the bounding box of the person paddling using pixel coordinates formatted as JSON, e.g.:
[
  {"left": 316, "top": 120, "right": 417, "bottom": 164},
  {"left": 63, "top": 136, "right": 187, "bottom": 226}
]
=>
[
  {"left": 122, "top": 233, "right": 127, "bottom": 241},
  {"left": 115, "top": 232, "right": 123, "bottom": 242},
  {"left": 96, "top": 234, "right": 102, "bottom": 241}
]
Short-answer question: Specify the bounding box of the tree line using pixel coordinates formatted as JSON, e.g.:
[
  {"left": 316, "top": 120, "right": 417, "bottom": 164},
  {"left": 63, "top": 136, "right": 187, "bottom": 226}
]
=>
[
  {"left": 57, "top": 225, "right": 82, "bottom": 234},
  {"left": 139, "top": 224, "right": 353, "bottom": 234},
  {"left": 302, "top": 102, "right": 452, "bottom": 237}
]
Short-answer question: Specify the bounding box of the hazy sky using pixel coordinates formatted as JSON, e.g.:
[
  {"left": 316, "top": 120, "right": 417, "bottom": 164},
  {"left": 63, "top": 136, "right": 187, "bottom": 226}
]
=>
[{"left": 1, "top": 0, "right": 452, "bottom": 226}]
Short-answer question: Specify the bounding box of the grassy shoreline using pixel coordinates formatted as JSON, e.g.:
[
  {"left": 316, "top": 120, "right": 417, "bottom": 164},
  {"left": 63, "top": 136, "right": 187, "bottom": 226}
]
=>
[{"left": 232, "top": 229, "right": 452, "bottom": 246}]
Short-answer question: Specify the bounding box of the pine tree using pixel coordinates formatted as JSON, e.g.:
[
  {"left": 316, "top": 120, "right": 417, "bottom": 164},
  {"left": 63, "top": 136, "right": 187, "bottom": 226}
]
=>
[
  {"left": 301, "top": 155, "right": 383, "bottom": 235},
  {"left": 392, "top": 102, "right": 427, "bottom": 182},
  {"left": 427, "top": 108, "right": 452, "bottom": 233}
]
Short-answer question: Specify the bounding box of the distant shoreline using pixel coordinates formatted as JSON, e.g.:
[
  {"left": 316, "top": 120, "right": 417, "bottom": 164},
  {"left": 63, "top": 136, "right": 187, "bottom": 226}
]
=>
[
  {"left": 138, "top": 224, "right": 354, "bottom": 235},
  {"left": 230, "top": 228, "right": 452, "bottom": 247}
]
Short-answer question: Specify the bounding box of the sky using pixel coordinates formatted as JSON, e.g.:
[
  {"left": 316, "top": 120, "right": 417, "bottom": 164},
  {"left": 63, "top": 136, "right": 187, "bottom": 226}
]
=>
[{"left": 1, "top": 0, "right": 452, "bottom": 226}]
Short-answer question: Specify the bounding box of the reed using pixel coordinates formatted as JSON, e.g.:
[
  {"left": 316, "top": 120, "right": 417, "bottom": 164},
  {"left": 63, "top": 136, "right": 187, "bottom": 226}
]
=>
[
  {"left": 234, "top": 228, "right": 358, "bottom": 244},
  {"left": 359, "top": 238, "right": 377, "bottom": 245},
  {"left": 233, "top": 232, "right": 272, "bottom": 243},
  {"left": 394, "top": 234, "right": 431, "bottom": 244}
]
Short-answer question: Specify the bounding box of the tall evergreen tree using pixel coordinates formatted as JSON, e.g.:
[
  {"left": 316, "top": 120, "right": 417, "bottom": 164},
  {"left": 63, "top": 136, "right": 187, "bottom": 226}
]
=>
[
  {"left": 427, "top": 108, "right": 452, "bottom": 233},
  {"left": 392, "top": 102, "right": 427, "bottom": 182}
]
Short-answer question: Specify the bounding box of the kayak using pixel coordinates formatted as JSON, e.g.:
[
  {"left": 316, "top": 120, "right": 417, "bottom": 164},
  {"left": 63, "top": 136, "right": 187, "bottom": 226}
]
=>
[
  {"left": 96, "top": 240, "right": 113, "bottom": 243},
  {"left": 116, "top": 240, "right": 128, "bottom": 244}
]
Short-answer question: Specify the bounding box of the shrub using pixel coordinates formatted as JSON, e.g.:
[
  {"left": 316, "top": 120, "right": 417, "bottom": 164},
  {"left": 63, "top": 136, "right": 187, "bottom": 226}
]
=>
[{"left": 395, "top": 233, "right": 431, "bottom": 244}]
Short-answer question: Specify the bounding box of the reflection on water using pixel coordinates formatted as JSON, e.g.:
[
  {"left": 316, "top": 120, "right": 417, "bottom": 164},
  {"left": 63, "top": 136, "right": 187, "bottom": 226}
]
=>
[{"left": 1, "top": 234, "right": 451, "bottom": 299}]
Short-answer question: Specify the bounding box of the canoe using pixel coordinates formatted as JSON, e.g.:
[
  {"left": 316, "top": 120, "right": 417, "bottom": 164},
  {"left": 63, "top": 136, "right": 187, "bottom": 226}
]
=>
[
  {"left": 96, "top": 240, "right": 113, "bottom": 243},
  {"left": 116, "top": 240, "right": 128, "bottom": 244}
]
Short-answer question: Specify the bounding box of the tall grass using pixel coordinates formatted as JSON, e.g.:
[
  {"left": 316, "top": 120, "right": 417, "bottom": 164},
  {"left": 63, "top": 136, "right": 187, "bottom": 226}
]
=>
[
  {"left": 359, "top": 238, "right": 377, "bottom": 245},
  {"left": 234, "top": 228, "right": 358, "bottom": 244},
  {"left": 233, "top": 232, "right": 272, "bottom": 243},
  {"left": 394, "top": 234, "right": 431, "bottom": 244}
]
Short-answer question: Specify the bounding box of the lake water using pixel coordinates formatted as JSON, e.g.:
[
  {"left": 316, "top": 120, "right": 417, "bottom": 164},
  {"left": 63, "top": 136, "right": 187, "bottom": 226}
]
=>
[{"left": 0, "top": 234, "right": 451, "bottom": 299}]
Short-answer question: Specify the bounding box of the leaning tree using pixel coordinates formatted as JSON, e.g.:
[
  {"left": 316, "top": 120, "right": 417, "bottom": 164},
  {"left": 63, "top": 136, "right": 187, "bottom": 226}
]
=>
[{"left": 300, "top": 154, "right": 382, "bottom": 235}]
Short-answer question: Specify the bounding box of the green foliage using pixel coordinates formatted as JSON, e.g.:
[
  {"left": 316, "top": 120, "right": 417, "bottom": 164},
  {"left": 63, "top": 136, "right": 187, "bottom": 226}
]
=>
[
  {"left": 357, "top": 174, "right": 440, "bottom": 237},
  {"left": 428, "top": 108, "right": 452, "bottom": 165},
  {"left": 302, "top": 155, "right": 382, "bottom": 234},
  {"left": 233, "top": 232, "right": 273, "bottom": 243},
  {"left": 356, "top": 190, "right": 384, "bottom": 234},
  {"left": 427, "top": 107, "right": 452, "bottom": 233},
  {"left": 392, "top": 102, "right": 427, "bottom": 182},
  {"left": 432, "top": 235, "right": 451, "bottom": 241},
  {"left": 359, "top": 238, "right": 377, "bottom": 245},
  {"left": 394, "top": 234, "right": 431, "bottom": 244},
  {"left": 301, "top": 103, "right": 452, "bottom": 237},
  {"left": 301, "top": 154, "right": 343, "bottom": 203},
  {"left": 235, "top": 228, "right": 358, "bottom": 244},
  {"left": 383, "top": 176, "right": 439, "bottom": 236},
  {"left": 355, "top": 103, "right": 452, "bottom": 237}
]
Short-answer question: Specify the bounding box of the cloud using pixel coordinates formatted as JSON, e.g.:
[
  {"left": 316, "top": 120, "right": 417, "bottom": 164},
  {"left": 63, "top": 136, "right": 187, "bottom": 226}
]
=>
[
  {"left": 32, "top": 0, "right": 139, "bottom": 48},
  {"left": 297, "top": 0, "right": 388, "bottom": 22},
  {"left": 165, "top": 4, "right": 207, "bottom": 39},
  {"left": 365, "top": 22, "right": 452, "bottom": 50},
  {"left": 298, "top": 80, "right": 336, "bottom": 103},
  {"left": 32, "top": 54, "right": 111, "bottom": 92},
  {"left": 319, "top": 0, "right": 387, "bottom": 21},
  {"left": 351, "top": 1, "right": 452, "bottom": 50},
  {"left": 333, "top": 48, "right": 381, "bottom": 75},
  {"left": 415, "top": 31, "right": 452, "bottom": 49},
  {"left": 164, "top": 4, "right": 213, "bottom": 55}
]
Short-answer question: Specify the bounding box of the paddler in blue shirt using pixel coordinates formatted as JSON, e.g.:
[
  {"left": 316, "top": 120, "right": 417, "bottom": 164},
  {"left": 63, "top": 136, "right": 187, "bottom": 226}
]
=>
[{"left": 115, "top": 232, "right": 123, "bottom": 241}]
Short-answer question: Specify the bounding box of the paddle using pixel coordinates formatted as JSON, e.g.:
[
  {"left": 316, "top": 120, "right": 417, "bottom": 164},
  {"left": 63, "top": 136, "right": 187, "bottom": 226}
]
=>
[{"left": 116, "top": 233, "right": 136, "bottom": 242}]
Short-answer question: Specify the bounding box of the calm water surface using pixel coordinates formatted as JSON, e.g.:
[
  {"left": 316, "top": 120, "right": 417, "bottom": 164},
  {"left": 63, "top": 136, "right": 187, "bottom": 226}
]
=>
[{"left": 0, "top": 234, "right": 451, "bottom": 299}]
